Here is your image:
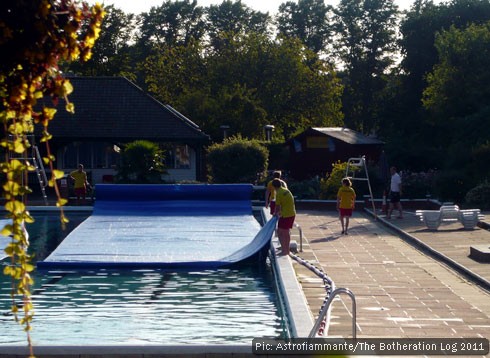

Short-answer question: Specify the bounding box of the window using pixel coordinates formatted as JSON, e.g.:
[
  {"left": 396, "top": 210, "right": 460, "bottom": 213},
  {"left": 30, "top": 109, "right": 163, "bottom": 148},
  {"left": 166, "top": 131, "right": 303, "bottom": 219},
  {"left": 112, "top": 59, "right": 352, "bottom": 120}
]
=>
[
  {"left": 61, "top": 142, "right": 119, "bottom": 169},
  {"left": 163, "top": 144, "right": 191, "bottom": 169}
]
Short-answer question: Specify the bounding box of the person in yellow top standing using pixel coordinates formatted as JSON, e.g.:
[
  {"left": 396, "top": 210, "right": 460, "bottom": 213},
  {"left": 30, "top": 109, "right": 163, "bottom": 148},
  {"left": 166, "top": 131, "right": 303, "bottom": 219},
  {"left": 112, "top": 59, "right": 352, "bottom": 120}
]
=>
[
  {"left": 70, "top": 164, "right": 89, "bottom": 205},
  {"left": 337, "top": 177, "right": 356, "bottom": 235},
  {"left": 265, "top": 171, "right": 287, "bottom": 215},
  {"left": 272, "top": 178, "right": 296, "bottom": 255}
]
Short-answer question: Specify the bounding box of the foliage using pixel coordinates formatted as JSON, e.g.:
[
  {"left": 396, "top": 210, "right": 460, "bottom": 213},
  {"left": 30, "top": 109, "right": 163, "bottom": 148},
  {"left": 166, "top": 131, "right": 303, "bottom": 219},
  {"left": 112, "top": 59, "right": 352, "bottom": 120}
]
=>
[
  {"left": 319, "top": 161, "right": 352, "bottom": 199},
  {"left": 56, "top": 0, "right": 490, "bottom": 195},
  {"left": 265, "top": 142, "right": 290, "bottom": 173},
  {"left": 400, "top": 170, "right": 437, "bottom": 199},
  {"left": 432, "top": 170, "right": 471, "bottom": 204},
  {"left": 146, "top": 32, "right": 344, "bottom": 141},
  {"left": 206, "top": 136, "right": 268, "bottom": 183},
  {"left": 276, "top": 0, "right": 332, "bottom": 54},
  {"left": 468, "top": 140, "right": 490, "bottom": 183},
  {"left": 423, "top": 22, "right": 490, "bottom": 120},
  {"left": 464, "top": 181, "right": 490, "bottom": 210},
  {"left": 0, "top": 0, "right": 104, "bottom": 352},
  {"left": 116, "top": 140, "right": 166, "bottom": 183},
  {"left": 333, "top": 0, "right": 399, "bottom": 134},
  {"left": 65, "top": 5, "right": 136, "bottom": 77},
  {"left": 206, "top": 0, "right": 271, "bottom": 50},
  {"left": 288, "top": 177, "right": 321, "bottom": 199},
  {"left": 144, "top": 39, "right": 206, "bottom": 106},
  {"left": 138, "top": 0, "right": 206, "bottom": 47},
  {"left": 400, "top": 0, "right": 490, "bottom": 98},
  {"left": 391, "top": 0, "right": 490, "bottom": 184}
]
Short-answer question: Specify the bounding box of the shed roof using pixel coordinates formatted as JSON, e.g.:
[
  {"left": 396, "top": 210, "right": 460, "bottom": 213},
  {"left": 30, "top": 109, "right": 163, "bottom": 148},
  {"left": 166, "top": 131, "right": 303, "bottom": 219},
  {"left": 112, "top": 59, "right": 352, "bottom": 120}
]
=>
[
  {"left": 301, "top": 127, "right": 384, "bottom": 145},
  {"left": 39, "top": 76, "right": 209, "bottom": 143}
]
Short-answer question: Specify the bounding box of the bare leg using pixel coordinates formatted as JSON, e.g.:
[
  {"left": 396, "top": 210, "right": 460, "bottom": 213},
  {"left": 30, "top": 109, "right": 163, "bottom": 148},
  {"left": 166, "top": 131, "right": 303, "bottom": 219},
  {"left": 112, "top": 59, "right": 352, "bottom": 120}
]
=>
[
  {"left": 397, "top": 202, "right": 403, "bottom": 218},
  {"left": 345, "top": 217, "right": 350, "bottom": 234},
  {"left": 277, "top": 228, "right": 291, "bottom": 255},
  {"left": 387, "top": 203, "right": 394, "bottom": 218}
]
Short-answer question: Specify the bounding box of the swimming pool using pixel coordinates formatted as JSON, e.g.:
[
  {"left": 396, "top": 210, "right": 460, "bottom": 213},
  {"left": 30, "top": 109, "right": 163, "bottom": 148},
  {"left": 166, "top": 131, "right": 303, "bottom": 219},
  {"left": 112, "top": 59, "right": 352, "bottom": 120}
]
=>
[{"left": 0, "top": 212, "right": 289, "bottom": 346}]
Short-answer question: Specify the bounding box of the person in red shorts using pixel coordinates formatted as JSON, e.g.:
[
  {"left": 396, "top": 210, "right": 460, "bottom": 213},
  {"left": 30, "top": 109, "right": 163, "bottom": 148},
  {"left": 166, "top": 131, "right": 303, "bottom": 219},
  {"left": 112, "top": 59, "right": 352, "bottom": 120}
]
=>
[
  {"left": 272, "top": 178, "right": 296, "bottom": 255},
  {"left": 337, "top": 177, "right": 356, "bottom": 235},
  {"left": 265, "top": 170, "right": 287, "bottom": 215},
  {"left": 69, "top": 164, "right": 89, "bottom": 205}
]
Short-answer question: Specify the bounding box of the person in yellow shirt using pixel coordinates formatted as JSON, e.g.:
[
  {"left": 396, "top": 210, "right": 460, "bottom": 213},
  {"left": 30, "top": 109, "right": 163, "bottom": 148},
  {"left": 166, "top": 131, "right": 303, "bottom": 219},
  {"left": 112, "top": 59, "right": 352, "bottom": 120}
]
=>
[
  {"left": 337, "top": 177, "right": 356, "bottom": 235},
  {"left": 272, "top": 178, "right": 296, "bottom": 255},
  {"left": 265, "top": 171, "right": 287, "bottom": 215},
  {"left": 70, "top": 164, "right": 89, "bottom": 205}
]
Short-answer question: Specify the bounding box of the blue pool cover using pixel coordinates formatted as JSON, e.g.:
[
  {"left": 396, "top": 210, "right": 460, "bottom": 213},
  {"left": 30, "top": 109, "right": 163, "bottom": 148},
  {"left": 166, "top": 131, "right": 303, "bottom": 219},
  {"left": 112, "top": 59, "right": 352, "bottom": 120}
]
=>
[{"left": 37, "top": 184, "right": 277, "bottom": 270}]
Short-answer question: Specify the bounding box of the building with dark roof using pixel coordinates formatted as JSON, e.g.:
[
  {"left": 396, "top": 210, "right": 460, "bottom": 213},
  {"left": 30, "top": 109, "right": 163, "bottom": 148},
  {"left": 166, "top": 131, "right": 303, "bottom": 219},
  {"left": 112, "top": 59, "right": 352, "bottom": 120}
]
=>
[
  {"left": 36, "top": 76, "right": 210, "bottom": 184},
  {"left": 287, "top": 127, "right": 384, "bottom": 179}
]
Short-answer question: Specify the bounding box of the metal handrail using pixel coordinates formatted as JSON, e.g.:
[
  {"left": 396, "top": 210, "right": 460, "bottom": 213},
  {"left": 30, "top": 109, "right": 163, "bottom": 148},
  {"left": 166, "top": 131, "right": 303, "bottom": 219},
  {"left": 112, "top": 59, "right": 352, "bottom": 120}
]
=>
[
  {"left": 309, "top": 287, "right": 357, "bottom": 339},
  {"left": 294, "top": 222, "right": 303, "bottom": 252}
]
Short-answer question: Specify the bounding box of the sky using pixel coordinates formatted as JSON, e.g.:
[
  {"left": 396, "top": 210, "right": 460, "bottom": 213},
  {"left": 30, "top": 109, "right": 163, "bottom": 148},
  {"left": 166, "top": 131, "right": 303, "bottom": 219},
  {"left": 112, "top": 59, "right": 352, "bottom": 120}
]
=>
[{"left": 93, "top": 0, "right": 416, "bottom": 15}]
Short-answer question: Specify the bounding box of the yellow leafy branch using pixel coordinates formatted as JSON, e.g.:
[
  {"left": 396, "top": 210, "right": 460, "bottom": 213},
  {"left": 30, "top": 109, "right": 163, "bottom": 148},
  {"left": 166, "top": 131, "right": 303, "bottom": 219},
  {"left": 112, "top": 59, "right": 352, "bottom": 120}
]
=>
[{"left": 0, "top": 1, "right": 105, "bottom": 355}]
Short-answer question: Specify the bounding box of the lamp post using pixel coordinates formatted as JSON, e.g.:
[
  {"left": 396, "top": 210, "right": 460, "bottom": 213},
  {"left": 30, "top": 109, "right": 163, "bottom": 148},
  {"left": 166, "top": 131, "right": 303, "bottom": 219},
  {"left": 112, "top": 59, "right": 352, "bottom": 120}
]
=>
[
  {"left": 220, "top": 125, "right": 230, "bottom": 140},
  {"left": 264, "top": 124, "right": 275, "bottom": 141}
]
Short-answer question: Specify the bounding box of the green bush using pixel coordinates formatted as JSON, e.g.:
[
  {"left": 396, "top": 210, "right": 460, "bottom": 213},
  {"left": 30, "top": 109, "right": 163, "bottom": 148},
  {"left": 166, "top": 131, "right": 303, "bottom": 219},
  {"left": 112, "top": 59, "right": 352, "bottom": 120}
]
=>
[
  {"left": 207, "top": 136, "right": 269, "bottom": 183},
  {"left": 319, "top": 161, "right": 352, "bottom": 199},
  {"left": 401, "top": 170, "right": 437, "bottom": 199},
  {"left": 288, "top": 177, "right": 321, "bottom": 199},
  {"left": 464, "top": 181, "right": 490, "bottom": 210},
  {"left": 432, "top": 170, "right": 472, "bottom": 204},
  {"left": 265, "top": 142, "right": 290, "bottom": 172},
  {"left": 116, "top": 140, "right": 165, "bottom": 183}
]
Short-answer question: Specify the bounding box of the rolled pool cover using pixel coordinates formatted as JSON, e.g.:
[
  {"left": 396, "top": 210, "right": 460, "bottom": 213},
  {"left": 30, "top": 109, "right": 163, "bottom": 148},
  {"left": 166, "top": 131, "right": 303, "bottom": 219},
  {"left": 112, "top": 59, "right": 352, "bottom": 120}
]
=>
[{"left": 37, "top": 184, "right": 277, "bottom": 270}]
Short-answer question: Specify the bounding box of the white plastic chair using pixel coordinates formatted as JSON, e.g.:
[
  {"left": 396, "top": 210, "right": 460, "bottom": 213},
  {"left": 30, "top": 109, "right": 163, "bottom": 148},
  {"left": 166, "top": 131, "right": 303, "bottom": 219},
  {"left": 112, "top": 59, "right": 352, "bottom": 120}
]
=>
[
  {"left": 416, "top": 210, "right": 442, "bottom": 230},
  {"left": 458, "top": 209, "right": 482, "bottom": 229},
  {"left": 440, "top": 205, "right": 460, "bottom": 222}
]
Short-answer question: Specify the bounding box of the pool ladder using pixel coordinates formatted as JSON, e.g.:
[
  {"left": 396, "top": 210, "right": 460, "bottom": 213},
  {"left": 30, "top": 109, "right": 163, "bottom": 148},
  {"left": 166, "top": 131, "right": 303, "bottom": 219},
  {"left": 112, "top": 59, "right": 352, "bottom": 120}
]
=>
[
  {"left": 309, "top": 287, "right": 357, "bottom": 339},
  {"left": 8, "top": 135, "right": 49, "bottom": 205}
]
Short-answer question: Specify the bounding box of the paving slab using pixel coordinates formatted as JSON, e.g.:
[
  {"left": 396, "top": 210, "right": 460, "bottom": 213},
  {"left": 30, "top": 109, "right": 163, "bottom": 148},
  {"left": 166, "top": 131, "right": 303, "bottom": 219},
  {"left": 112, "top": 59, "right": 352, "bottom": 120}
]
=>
[{"left": 291, "top": 209, "right": 490, "bottom": 345}]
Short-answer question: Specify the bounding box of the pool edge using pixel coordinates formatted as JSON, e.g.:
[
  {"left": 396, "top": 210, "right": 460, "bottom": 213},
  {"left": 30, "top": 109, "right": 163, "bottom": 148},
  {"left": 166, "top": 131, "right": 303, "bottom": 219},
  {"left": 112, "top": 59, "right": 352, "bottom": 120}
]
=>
[{"left": 259, "top": 207, "right": 314, "bottom": 338}]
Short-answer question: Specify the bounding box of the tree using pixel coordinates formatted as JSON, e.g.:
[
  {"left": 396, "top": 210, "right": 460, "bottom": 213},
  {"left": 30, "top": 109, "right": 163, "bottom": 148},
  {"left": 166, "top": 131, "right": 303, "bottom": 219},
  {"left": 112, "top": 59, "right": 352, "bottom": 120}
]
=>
[
  {"left": 116, "top": 140, "right": 166, "bottom": 183},
  {"left": 0, "top": 0, "right": 104, "bottom": 352},
  {"left": 276, "top": 0, "right": 332, "bottom": 54},
  {"left": 206, "top": 0, "right": 271, "bottom": 52},
  {"left": 135, "top": 0, "right": 207, "bottom": 90},
  {"left": 397, "top": 0, "right": 490, "bottom": 145},
  {"left": 145, "top": 31, "right": 344, "bottom": 141},
  {"left": 333, "top": 0, "right": 399, "bottom": 134},
  {"left": 65, "top": 5, "right": 136, "bottom": 78},
  {"left": 138, "top": 0, "right": 206, "bottom": 48},
  {"left": 423, "top": 22, "right": 490, "bottom": 120},
  {"left": 401, "top": 0, "right": 490, "bottom": 89},
  {"left": 144, "top": 39, "right": 207, "bottom": 106},
  {"left": 259, "top": 36, "right": 344, "bottom": 138},
  {"left": 422, "top": 22, "right": 490, "bottom": 192}
]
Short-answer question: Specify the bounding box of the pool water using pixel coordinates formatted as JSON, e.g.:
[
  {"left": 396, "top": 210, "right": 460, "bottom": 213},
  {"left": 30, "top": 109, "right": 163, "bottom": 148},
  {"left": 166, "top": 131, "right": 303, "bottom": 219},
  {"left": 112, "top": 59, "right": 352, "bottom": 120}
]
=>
[{"left": 0, "top": 212, "right": 288, "bottom": 345}]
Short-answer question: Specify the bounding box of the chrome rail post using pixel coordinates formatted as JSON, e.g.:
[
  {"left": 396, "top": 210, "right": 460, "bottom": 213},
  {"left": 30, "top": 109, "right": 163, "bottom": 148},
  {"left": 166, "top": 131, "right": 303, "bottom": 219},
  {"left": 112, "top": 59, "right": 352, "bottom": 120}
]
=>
[
  {"left": 294, "top": 222, "right": 303, "bottom": 252},
  {"left": 308, "top": 287, "right": 357, "bottom": 339}
]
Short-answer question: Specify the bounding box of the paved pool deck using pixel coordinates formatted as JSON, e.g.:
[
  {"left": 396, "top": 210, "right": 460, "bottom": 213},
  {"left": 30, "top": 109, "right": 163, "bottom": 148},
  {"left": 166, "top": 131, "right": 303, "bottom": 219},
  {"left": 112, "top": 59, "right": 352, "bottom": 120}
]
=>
[{"left": 290, "top": 209, "right": 490, "bottom": 343}]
